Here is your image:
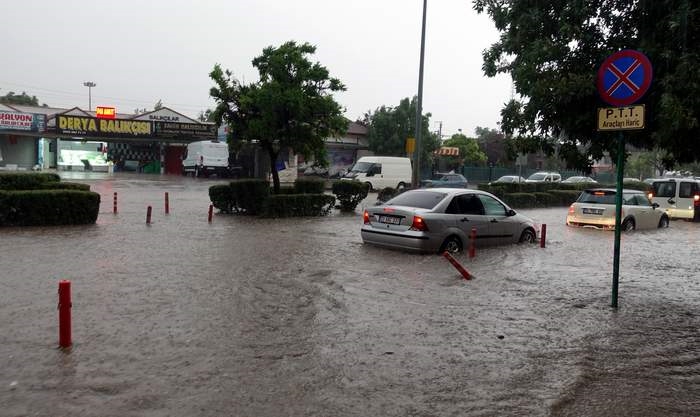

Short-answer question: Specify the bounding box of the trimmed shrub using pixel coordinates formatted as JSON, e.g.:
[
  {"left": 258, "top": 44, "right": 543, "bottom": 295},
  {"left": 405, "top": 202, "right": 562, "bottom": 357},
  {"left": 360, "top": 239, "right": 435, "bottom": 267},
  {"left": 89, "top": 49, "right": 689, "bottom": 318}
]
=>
[
  {"left": 533, "top": 192, "right": 556, "bottom": 207},
  {"left": 261, "top": 194, "right": 336, "bottom": 217},
  {"left": 0, "top": 190, "right": 100, "bottom": 226},
  {"left": 332, "top": 180, "right": 369, "bottom": 212},
  {"left": 377, "top": 187, "right": 399, "bottom": 204},
  {"left": 501, "top": 192, "right": 537, "bottom": 208},
  {"left": 0, "top": 172, "right": 61, "bottom": 190},
  {"left": 230, "top": 179, "right": 269, "bottom": 214},
  {"left": 209, "top": 184, "right": 234, "bottom": 213},
  {"left": 41, "top": 182, "right": 91, "bottom": 191},
  {"left": 274, "top": 186, "right": 297, "bottom": 195},
  {"left": 547, "top": 190, "right": 582, "bottom": 206},
  {"left": 294, "top": 177, "right": 325, "bottom": 194}
]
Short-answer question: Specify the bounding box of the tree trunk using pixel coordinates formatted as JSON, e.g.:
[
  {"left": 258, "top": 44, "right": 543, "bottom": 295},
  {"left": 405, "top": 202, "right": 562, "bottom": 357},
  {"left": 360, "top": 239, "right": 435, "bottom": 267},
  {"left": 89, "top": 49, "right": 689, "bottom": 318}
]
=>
[{"left": 268, "top": 149, "right": 280, "bottom": 194}]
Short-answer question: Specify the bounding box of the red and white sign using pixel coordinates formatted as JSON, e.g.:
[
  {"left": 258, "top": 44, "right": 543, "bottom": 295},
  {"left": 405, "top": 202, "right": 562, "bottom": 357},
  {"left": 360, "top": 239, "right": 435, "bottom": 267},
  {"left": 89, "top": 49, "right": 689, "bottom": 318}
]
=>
[{"left": 0, "top": 111, "right": 34, "bottom": 130}]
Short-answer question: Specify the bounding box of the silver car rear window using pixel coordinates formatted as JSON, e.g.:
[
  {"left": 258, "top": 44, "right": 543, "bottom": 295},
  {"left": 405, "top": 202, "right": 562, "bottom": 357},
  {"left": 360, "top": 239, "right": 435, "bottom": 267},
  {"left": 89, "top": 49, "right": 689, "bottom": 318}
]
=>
[{"left": 386, "top": 191, "right": 447, "bottom": 209}]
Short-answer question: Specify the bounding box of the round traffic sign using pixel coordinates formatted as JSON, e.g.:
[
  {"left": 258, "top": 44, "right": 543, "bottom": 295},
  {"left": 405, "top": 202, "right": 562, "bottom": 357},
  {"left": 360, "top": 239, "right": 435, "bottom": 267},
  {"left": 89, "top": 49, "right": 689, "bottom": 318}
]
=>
[{"left": 597, "top": 50, "right": 652, "bottom": 107}]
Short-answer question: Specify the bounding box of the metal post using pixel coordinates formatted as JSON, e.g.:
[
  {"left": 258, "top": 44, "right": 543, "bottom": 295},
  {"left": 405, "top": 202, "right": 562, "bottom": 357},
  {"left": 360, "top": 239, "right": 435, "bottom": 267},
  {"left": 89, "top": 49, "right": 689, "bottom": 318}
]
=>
[
  {"left": 58, "top": 280, "right": 72, "bottom": 348},
  {"left": 83, "top": 82, "right": 96, "bottom": 111},
  {"left": 412, "top": 0, "right": 427, "bottom": 188},
  {"left": 164, "top": 192, "right": 169, "bottom": 214},
  {"left": 612, "top": 132, "right": 625, "bottom": 308}
]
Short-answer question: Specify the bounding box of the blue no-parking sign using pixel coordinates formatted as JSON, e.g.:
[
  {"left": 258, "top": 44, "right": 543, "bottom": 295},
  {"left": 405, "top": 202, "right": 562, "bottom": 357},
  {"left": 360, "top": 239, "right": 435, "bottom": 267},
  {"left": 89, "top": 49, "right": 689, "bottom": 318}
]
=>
[{"left": 597, "top": 50, "right": 653, "bottom": 107}]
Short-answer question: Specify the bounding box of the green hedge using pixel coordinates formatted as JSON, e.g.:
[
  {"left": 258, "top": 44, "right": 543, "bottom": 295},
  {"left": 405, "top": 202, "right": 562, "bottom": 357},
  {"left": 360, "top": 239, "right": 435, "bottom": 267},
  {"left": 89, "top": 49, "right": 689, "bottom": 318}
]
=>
[
  {"left": 230, "top": 179, "right": 269, "bottom": 214},
  {"left": 0, "top": 172, "right": 61, "bottom": 190},
  {"left": 294, "top": 177, "right": 326, "bottom": 194},
  {"left": 547, "top": 190, "right": 582, "bottom": 206},
  {"left": 41, "top": 182, "right": 91, "bottom": 191},
  {"left": 501, "top": 192, "right": 537, "bottom": 208},
  {"left": 261, "top": 194, "right": 336, "bottom": 217},
  {"left": 209, "top": 184, "right": 234, "bottom": 213},
  {"left": 0, "top": 190, "right": 100, "bottom": 226},
  {"left": 331, "top": 180, "right": 369, "bottom": 212}
]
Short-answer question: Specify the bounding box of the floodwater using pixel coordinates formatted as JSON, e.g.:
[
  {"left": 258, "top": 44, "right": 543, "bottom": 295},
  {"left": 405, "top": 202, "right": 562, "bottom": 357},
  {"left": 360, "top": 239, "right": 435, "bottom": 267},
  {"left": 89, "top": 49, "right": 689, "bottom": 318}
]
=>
[{"left": 1, "top": 173, "right": 699, "bottom": 417}]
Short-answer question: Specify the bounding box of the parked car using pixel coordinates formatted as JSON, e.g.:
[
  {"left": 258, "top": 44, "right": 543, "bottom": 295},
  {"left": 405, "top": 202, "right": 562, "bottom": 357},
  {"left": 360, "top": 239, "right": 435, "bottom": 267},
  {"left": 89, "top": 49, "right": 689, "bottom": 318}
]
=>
[
  {"left": 648, "top": 178, "right": 700, "bottom": 221},
  {"left": 562, "top": 176, "right": 597, "bottom": 184},
  {"left": 566, "top": 188, "right": 669, "bottom": 231},
  {"left": 421, "top": 173, "right": 468, "bottom": 188},
  {"left": 490, "top": 175, "right": 526, "bottom": 184},
  {"left": 525, "top": 172, "right": 562, "bottom": 183},
  {"left": 361, "top": 188, "right": 538, "bottom": 254}
]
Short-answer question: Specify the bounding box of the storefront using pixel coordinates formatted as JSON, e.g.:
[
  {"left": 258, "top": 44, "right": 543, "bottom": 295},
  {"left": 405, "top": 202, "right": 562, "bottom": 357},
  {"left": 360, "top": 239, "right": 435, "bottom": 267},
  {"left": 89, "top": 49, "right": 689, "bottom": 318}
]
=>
[{"left": 0, "top": 105, "right": 48, "bottom": 171}]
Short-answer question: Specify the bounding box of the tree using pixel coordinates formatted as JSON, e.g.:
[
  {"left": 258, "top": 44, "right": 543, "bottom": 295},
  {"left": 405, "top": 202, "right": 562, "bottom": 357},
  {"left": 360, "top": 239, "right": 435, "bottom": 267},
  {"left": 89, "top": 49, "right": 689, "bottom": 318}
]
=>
[
  {"left": 442, "top": 133, "right": 487, "bottom": 167},
  {"left": 474, "top": 126, "right": 511, "bottom": 165},
  {"left": 0, "top": 91, "right": 44, "bottom": 106},
  {"left": 198, "top": 109, "right": 215, "bottom": 122},
  {"left": 210, "top": 41, "right": 347, "bottom": 192},
  {"left": 474, "top": 0, "right": 700, "bottom": 170},
  {"left": 364, "top": 97, "right": 440, "bottom": 168},
  {"left": 154, "top": 99, "right": 163, "bottom": 110}
]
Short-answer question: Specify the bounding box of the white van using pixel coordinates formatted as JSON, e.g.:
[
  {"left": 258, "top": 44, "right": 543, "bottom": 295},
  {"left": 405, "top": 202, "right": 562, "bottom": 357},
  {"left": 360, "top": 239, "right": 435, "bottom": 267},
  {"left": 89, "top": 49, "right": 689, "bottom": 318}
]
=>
[
  {"left": 343, "top": 156, "right": 412, "bottom": 191},
  {"left": 525, "top": 172, "right": 562, "bottom": 183},
  {"left": 649, "top": 178, "right": 700, "bottom": 221},
  {"left": 182, "top": 140, "right": 229, "bottom": 177}
]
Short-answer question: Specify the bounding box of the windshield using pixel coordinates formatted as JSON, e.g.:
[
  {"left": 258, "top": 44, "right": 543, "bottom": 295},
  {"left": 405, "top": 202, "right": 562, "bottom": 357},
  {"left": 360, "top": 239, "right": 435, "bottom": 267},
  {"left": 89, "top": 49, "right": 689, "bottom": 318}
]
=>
[
  {"left": 528, "top": 173, "right": 546, "bottom": 181},
  {"left": 349, "top": 161, "right": 373, "bottom": 173},
  {"left": 386, "top": 190, "right": 447, "bottom": 209}
]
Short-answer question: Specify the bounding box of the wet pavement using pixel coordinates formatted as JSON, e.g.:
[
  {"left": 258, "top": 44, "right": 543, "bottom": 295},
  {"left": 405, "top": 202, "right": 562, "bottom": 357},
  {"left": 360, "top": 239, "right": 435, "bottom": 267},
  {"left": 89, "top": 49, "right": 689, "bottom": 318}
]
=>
[{"left": 1, "top": 173, "right": 699, "bottom": 416}]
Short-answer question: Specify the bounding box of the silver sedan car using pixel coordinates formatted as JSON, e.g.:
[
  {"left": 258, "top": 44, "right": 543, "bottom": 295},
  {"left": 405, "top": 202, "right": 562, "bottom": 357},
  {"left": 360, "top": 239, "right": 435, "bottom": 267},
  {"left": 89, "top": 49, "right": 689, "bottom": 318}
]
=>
[{"left": 361, "top": 188, "right": 538, "bottom": 254}]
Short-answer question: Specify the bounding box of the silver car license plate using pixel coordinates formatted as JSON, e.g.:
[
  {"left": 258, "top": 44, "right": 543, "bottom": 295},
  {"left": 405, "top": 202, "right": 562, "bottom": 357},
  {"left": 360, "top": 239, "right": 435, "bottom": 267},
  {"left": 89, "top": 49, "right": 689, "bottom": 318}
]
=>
[{"left": 378, "top": 215, "right": 401, "bottom": 225}]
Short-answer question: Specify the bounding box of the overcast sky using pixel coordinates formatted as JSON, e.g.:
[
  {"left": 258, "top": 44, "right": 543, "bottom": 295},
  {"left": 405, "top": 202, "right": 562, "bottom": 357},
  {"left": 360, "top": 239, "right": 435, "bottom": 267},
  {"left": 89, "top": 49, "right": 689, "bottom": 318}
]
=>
[{"left": 2, "top": 0, "right": 511, "bottom": 138}]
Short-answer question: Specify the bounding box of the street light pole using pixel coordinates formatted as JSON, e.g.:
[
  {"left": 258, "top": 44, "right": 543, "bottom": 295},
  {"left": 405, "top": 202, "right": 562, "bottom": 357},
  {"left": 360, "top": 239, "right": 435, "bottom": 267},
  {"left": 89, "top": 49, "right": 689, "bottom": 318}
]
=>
[
  {"left": 83, "top": 81, "right": 96, "bottom": 111},
  {"left": 412, "top": 0, "right": 428, "bottom": 188}
]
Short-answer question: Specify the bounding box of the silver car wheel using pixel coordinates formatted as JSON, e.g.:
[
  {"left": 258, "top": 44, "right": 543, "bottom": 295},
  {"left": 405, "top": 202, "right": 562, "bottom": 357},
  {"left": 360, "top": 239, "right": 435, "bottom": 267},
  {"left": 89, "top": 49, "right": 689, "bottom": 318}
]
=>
[
  {"left": 519, "top": 229, "right": 536, "bottom": 244},
  {"left": 440, "top": 236, "right": 462, "bottom": 254}
]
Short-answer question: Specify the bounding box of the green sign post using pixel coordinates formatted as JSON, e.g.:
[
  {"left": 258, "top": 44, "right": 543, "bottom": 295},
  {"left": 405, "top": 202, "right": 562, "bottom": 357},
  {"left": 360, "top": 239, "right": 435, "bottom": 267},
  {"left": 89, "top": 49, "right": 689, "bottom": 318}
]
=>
[{"left": 596, "top": 50, "right": 653, "bottom": 308}]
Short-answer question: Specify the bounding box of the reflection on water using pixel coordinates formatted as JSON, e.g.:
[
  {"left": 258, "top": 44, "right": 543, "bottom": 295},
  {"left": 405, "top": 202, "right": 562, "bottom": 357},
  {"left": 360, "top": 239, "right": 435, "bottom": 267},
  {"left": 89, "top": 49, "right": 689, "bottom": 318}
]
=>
[{"left": 1, "top": 175, "right": 698, "bottom": 416}]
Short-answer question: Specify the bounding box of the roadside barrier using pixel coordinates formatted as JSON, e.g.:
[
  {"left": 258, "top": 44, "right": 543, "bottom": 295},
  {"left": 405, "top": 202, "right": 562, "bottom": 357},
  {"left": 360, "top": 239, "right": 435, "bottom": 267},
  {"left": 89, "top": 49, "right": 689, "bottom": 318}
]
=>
[
  {"left": 146, "top": 206, "right": 152, "bottom": 224},
  {"left": 58, "top": 280, "right": 72, "bottom": 348},
  {"left": 165, "top": 192, "right": 170, "bottom": 214},
  {"left": 208, "top": 204, "right": 213, "bottom": 223},
  {"left": 443, "top": 252, "right": 472, "bottom": 280},
  {"left": 540, "top": 224, "right": 547, "bottom": 248},
  {"left": 113, "top": 192, "right": 118, "bottom": 214}
]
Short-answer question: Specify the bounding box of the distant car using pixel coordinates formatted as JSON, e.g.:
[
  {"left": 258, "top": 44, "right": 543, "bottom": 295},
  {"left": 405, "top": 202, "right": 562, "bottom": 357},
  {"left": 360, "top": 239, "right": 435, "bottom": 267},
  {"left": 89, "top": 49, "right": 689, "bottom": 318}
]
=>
[
  {"left": 562, "top": 176, "right": 598, "bottom": 184},
  {"left": 491, "top": 175, "right": 526, "bottom": 184},
  {"left": 361, "top": 188, "right": 538, "bottom": 254},
  {"left": 421, "top": 173, "right": 469, "bottom": 188},
  {"left": 566, "top": 188, "right": 669, "bottom": 231},
  {"left": 525, "top": 172, "right": 562, "bottom": 183}
]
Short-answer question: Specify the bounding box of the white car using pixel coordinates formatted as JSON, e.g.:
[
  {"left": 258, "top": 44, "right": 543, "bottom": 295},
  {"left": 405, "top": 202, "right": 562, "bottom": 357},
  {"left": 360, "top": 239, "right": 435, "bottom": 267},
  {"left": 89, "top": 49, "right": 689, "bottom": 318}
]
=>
[
  {"left": 566, "top": 188, "right": 669, "bottom": 231},
  {"left": 525, "top": 172, "right": 561, "bottom": 183},
  {"left": 562, "top": 176, "right": 597, "bottom": 184}
]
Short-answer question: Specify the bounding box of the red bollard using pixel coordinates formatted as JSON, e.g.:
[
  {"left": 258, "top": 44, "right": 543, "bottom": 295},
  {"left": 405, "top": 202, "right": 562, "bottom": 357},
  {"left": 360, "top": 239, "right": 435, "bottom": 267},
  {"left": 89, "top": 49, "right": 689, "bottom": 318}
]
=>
[
  {"left": 113, "top": 192, "right": 118, "bottom": 214},
  {"left": 540, "top": 224, "right": 547, "bottom": 248},
  {"left": 208, "top": 204, "right": 213, "bottom": 223},
  {"left": 164, "top": 192, "right": 170, "bottom": 214},
  {"left": 469, "top": 227, "right": 477, "bottom": 258},
  {"left": 146, "top": 206, "right": 152, "bottom": 224},
  {"left": 443, "top": 252, "right": 472, "bottom": 280},
  {"left": 58, "top": 280, "right": 72, "bottom": 348}
]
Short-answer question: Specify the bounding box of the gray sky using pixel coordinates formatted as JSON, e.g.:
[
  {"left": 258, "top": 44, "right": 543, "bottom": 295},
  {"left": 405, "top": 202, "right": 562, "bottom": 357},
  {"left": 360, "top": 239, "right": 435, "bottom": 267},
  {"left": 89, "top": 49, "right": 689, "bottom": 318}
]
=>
[{"left": 2, "top": 0, "right": 511, "bottom": 137}]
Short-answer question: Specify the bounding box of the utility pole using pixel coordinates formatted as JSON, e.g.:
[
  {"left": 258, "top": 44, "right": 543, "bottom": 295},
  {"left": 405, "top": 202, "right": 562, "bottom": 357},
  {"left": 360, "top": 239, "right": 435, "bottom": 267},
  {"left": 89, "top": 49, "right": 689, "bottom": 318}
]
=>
[{"left": 412, "top": 0, "right": 427, "bottom": 188}]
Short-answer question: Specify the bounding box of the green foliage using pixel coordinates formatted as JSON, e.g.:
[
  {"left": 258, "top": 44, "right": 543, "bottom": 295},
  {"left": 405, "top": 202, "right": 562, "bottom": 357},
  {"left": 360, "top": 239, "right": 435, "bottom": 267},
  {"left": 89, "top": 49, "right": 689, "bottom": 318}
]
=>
[
  {"left": 0, "top": 190, "right": 100, "bottom": 226},
  {"left": 364, "top": 97, "right": 440, "bottom": 164},
  {"left": 261, "top": 194, "right": 336, "bottom": 217},
  {"left": 294, "top": 177, "right": 326, "bottom": 194},
  {"left": 442, "top": 134, "right": 487, "bottom": 166},
  {"left": 209, "top": 184, "right": 235, "bottom": 213},
  {"left": 210, "top": 41, "right": 348, "bottom": 193},
  {"left": 533, "top": 192, "right": 556, "bottom": 207},
  {"left": 331, "top": 180, "right": 369, "bottom": 211},
  {"left": 547, "top": 190, "right": 582, "bottom": 206},
  {"left": 0, "top": 173, "right": 61, "bottom": 190},
  {"left": 377, "top": 187, "right": 400, "bottom": 204},
  {"left": 501, "top": 193, "right": 536, "bottom": 208},
  {"left": 0, "top": 91, "right": 43, "bottom": 106},
  {"left": 230, "top": 179, "right": 270, "bottom": 214},
  {"left": 474, "top": 0, "right": 700, "bottom": 168},
  {"left": 41, "top": 182, "right": 91, "bottom": 191}
]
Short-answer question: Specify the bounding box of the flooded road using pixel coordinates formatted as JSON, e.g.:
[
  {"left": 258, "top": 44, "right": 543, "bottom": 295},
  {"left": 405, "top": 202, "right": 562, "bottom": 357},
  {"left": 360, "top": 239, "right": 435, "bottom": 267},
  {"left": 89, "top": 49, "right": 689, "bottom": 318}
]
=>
[{"left": 1, "top": 173, "right": 699, "bottom": 416}]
